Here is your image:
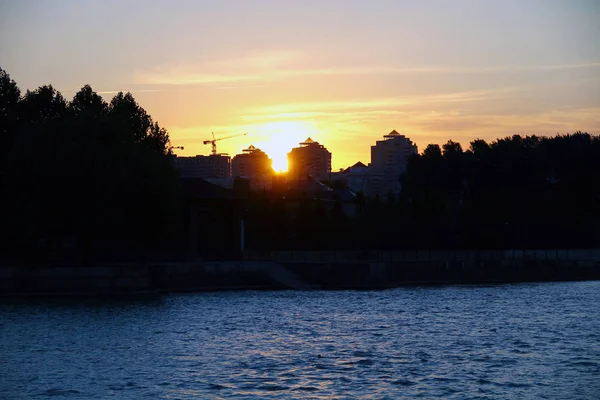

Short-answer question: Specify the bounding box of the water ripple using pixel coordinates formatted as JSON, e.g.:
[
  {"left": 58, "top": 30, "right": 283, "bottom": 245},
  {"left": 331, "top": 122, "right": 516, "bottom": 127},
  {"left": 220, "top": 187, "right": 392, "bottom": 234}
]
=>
[{"left": 1, "top": 282, "right": 600, "bottom": 399}]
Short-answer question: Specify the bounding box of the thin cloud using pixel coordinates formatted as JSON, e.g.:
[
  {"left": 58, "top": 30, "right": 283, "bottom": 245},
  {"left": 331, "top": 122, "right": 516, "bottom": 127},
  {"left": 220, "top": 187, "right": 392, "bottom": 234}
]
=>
[
  {"left": 208, "top": 50, "right": 305, "bottom": 70},
  {"left": 217, "top": 85, "right": 269, "bottom": 90},
  {"left": 247, "top": 87, "right": 521, "bottom": 115},
  {"left": 407, "top": 107, "right": 600, "bottom": 136},
  {"left": 239, "top": 111, "right": 331, "bottom": 122},
  {"left": 133, "top": 58, "right": 600, "bottom": 86},
  {"left": 97, "top": 89, "right": 164, "bottom": 95},
  {"left": 133, "top": 50, "right": 306, "bottom": 85}
]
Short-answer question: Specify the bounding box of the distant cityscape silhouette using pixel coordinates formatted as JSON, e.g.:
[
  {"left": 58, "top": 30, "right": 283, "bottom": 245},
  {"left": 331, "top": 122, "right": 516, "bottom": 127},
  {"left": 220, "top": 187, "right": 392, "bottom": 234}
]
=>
[
  {"left": 1, "top": 67, "right": 599, "bottom": 265},
  {"left": 173, "top": 130, "right": 417, "bottom": 199}
]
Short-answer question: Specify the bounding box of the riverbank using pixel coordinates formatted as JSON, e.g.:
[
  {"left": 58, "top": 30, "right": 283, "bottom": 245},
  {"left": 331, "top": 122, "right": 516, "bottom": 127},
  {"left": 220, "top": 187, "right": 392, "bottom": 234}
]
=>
[{"left": 1, "top": 249, "right": 599, "bottom": 296}]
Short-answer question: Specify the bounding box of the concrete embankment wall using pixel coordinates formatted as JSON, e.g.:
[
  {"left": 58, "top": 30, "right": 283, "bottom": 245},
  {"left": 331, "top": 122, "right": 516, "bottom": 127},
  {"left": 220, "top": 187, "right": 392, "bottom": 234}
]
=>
[
  {"left": 1, "top": 249, "right": 599, "bottom": 296},
  {"left": 0, "top": 262, "right": 277, "bottom": 296},
  {"left": 259, "top": 249, "right": 600, "bottom": 287}
]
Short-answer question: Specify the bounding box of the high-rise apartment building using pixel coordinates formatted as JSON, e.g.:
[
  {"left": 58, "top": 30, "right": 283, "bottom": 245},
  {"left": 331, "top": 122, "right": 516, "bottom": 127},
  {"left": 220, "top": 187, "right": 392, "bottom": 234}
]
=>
[
  {"left": 287, "top": 138, "right": 332, "bottom": 181},
  {"left": 370, "top": 130, "right": 418, "bottom": 175},
  {"left": 231, "top": 145, "right": 274, "bottom": 190},
  {"left": 362, "top": 130, "right": 418, "bottom": 197}
]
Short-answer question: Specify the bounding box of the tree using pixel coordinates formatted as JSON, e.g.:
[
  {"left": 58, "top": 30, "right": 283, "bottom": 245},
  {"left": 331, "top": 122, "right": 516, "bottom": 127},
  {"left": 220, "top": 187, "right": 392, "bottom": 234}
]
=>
[
  {"left": 0, "top": 67, "right": 21, "bottom": 165},
  {"left": 1, "top": 72, "right": 180, "bottom": 263},
  {"left": 20, "top": 85, "right": 67, "bottom": 124},
  {"left": 423, "top": 143, "right": 442, "bottom": 160},
  {"left": 108, "top": 92, "right": 171, "bottom": 155},
  {"left": 69, "top": 84, "right": 108, "bottom": 117},
  {"left": 469, "top": 138, "right": 490, "bottom": 155},
  {"left": 442, "top": 140, "right": 463, "bottom": 158}
]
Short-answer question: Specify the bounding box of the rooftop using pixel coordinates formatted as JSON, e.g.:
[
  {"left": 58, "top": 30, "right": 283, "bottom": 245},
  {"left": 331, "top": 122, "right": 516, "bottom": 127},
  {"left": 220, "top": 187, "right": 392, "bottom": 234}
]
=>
[
  {"left": 349, "top": 161, "right": 367, "bottom": 169},
  {"left": 240, "top": 144, "right": 266, "bottom": 154},
  {"left": 383, "top": 130, "right": 406, "bottom": 140}
]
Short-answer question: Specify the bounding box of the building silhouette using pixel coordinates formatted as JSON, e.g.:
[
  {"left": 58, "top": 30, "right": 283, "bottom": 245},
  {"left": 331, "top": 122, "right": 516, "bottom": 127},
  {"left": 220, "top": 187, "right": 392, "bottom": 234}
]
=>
[
  {"left": 232, "top": 145, "right": 274, "bottom": 190},
  {"left": 365, "top": 130, "right": 417, "bottom": 197},
  {"left": 336, "top": 161, "right": 369, "bottom": 193},
  {"left": 287, "top": 137, "right": 332, "bottom": 182},
  {"left": 332, "top": 130, "right": 417, "bottom": 198},
  {"left": 370, "top": 130, "right": 417, "bottom": 175},
  {"left": 173, "top": 154, "right": 231, "bottom": 179}
]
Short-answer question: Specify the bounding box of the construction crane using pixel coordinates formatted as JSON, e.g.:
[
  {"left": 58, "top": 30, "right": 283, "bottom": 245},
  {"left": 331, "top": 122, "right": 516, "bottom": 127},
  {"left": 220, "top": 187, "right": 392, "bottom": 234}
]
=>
[{"left": 203, "top": 132, "right": 248, "bottom": 155}]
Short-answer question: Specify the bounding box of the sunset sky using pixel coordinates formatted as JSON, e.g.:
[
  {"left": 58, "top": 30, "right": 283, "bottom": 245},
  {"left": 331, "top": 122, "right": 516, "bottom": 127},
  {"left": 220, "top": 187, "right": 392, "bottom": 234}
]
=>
[{"left": 1, "top": 0, "right": 599, "bottom": 171}]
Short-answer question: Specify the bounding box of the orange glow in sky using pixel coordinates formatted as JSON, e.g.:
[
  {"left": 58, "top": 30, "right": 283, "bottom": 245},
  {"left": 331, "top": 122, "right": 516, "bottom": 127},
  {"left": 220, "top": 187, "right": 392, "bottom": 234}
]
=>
[
  {"left": 1, "top": 1, "right": 599, "bottom": 170},
  {"left": 243, "top": 121, "right": 320, "bottom": 172}
]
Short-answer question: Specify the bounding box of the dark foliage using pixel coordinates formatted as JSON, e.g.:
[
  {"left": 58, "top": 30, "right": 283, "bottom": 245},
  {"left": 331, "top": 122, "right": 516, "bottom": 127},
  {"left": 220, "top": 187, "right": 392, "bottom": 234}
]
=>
[
  {"left": 244, "top": 134, "right": 600, "bottom": 251},
  {"left": 399, "top": 134, "right": 600, "bottom": 249},
  {"left": 2, "top": 66, "right": 597, "bottom": 259},
  {"left": 0, "top": 67, "right": 180, "bottom": 263}
]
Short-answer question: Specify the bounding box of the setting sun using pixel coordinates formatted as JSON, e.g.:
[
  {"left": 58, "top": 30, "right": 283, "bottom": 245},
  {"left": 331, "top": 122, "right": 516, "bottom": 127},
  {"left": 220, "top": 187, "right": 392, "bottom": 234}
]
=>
[{"left": 246, "top": 120, "right": 321, "bottom": 172}]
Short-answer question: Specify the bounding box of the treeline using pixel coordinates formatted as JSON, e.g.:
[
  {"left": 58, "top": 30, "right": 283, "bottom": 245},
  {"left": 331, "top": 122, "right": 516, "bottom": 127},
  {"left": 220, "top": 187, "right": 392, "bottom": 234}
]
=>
[
  {"left": 2, "top": 66, "right": 598, "bottom": 261},
  {"left": 398, "top": 135, "right": 600, "bottom": 249},
  {"left": 0, "top": 68, "right": 181, "bottom": 262},
  {"left": 245, "top": 133, "right": 600, "bottom": 250}
]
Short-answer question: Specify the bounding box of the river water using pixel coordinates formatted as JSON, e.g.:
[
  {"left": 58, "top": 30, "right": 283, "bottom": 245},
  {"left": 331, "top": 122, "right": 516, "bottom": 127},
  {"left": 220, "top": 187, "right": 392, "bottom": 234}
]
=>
[{"left": 1, "top": 282, "right": 599, "bottom": 399}]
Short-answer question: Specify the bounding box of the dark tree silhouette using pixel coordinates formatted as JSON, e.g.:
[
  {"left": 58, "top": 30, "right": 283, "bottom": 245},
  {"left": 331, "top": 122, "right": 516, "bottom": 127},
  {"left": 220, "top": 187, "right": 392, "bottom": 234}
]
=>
[
  {"left": 20, "top": 85, "right": 67, "bottom": 124},
  {"left": 244, "top": 133, "right": 600, "bottom": 252},
  {"left": 2, "top": 66, "right": 598, "bottom": 259},
  {"left": 0, "top": 69, "right": 180, "bottom": 263},
  {"left": 69, "top": 84, "right": 108, "bottom": 117},
  {"left": 400, "top": 133, "right": 600, "bottom": 249},
  {"left": 0, "top": 68, "right": 21, "bottom": 166}
]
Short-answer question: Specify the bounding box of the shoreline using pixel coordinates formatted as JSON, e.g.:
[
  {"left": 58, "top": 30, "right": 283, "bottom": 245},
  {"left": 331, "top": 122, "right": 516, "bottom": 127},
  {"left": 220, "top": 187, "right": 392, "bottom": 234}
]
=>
[{"left": 2, "top": 250, "right": 600, "bottom": 297}]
